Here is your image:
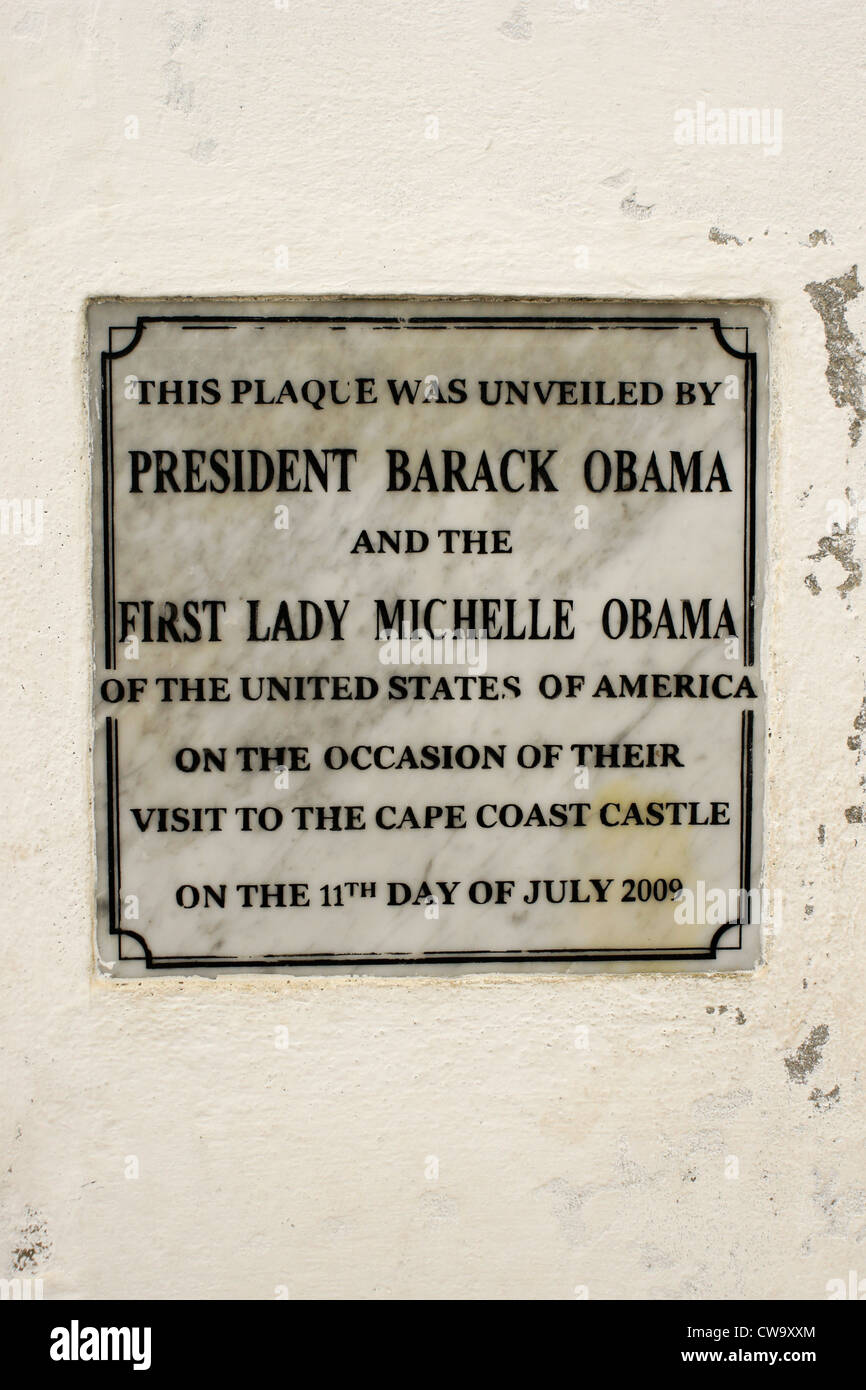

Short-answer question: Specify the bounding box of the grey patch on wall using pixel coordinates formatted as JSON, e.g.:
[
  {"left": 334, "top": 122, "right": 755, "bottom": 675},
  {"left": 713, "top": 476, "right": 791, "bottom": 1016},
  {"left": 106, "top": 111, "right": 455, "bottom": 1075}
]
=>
[
  {"left": 498, "top": 3, "right": 532, "bottom": 40},
  {"left": 9, "top": 1207, "right": 52, "bottom": 1273},
  {"left": 621, "top": 191, "right": 654, "bottom": 220},
  {"left": 808, "top": 507, "right": 862, "bottom": 597},
  {"left": 535, "top": 1177, "right": 596, "bottom": 1248},
  {"left": 691, "top": 1088, "right": 752, "bottom": 1120},
  {"left": 162, "top": 61, "right": 194, "bottom": 113},
  {"left": 641, "top": 1242, "right": 676, "bottom": 1270},
  {"left": 190, "top": 139, "right": 218, "bottom": 164},
  {"left": 614, "top": 1139, "right": 650, "bottom": 1188},
  {"left": 12, "top": 11, "right": 47, "bottom": 42},
  {"left": 671, "top": 1129, "right": 725, "bottom": 1162},
  {"left": 167, "top": 15, "right": 209, "bottom": 52},
  {"left": 804, "top": 266, "right": 865, "bottom": 444},
  {"left": 418, "top": 1191, "right": 458, "bottom": 1227},
  {"left": 320, "top": 1215, "right": 352, "bottom": 1239},
  {"left": 709, "top": 227, "right": 743, "bottom": 246},
  {"left": 812, "top": 1170, "right": 866, "bottom": 1238},
  {"left": 784, "top": 1023, "right": 829, "bottom": 1083}
]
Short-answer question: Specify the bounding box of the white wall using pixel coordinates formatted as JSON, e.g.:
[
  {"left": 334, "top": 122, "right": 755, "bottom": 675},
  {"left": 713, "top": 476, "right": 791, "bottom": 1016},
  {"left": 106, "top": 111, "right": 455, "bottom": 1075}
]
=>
[{"left": 2, "top": 0, "right": 864, "bottom": 1299}]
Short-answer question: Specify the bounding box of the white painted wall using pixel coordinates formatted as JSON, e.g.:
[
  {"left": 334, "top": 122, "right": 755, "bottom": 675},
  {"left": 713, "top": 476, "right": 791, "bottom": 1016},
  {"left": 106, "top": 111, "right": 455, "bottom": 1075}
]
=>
[{"left": 2, "top": 0, "right": 864, "bottom": 1299}]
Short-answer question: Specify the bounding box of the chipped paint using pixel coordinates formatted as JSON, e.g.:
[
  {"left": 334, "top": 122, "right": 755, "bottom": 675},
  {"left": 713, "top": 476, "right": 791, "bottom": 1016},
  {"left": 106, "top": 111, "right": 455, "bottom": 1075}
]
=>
[
  {"left": 709, "top": 227, "right": 743, "bottom": 246},
  {"left": 784, "top": 1025, "right": 830, "bottom": 1083},
  {"left": 10, "top": 1208, "right": 52, "bottom": 1273},
  {"left": 808, "top": 508, "right": 862, "bottom": 596},
  {"left": 848, "top": 695, "right": 866, "bottom": 752},
  {"left": 805, "top": 266, "right": 866, "bottom": 444},
  {"left": 810, "top": 1085, "right": 840, "bottom": 1111},
  {"left": 621, "top": 191, "right": 654, "bottom": 220}
]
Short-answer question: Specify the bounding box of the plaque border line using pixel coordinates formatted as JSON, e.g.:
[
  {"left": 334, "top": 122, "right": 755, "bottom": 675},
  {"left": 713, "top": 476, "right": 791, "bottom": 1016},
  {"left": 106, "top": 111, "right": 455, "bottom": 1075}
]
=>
[{"left": 97, "top": 311, "right": 760, "bottom": 969}]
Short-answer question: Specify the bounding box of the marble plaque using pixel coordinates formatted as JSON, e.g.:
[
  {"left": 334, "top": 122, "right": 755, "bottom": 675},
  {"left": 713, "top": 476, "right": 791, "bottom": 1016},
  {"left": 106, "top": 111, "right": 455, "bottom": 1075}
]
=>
[{"left": 88, "top": 299, "right": 767, "bottom": 976}]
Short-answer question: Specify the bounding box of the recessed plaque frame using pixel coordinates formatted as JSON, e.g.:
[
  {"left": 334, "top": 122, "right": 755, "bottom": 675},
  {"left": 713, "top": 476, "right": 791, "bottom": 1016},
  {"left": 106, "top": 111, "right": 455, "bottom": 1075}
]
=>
[{"left": 88, "top": 298, "right": 767, "bottom": 976}]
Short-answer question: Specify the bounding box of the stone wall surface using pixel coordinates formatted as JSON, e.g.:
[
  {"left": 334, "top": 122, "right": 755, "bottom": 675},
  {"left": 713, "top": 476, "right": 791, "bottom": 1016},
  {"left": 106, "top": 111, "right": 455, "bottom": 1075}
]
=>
[{"left": 1, "top": 0, "right": 864, "bottom": 1299}]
